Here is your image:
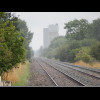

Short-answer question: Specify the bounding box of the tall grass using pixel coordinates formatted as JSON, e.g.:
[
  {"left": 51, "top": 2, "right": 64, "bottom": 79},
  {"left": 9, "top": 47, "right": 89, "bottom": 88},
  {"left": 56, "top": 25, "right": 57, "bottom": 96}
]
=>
[
  {"left": 74, "top": 60, "right": 100, "bottom": 69},
  {"left": 2, "top": 61, "right": 30, "bottom": 86}
]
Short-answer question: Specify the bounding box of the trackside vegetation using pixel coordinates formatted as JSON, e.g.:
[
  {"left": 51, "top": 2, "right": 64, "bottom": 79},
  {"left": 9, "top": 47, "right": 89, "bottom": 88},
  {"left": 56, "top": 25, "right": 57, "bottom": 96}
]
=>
[
  {"left": 2, "top": 61, "right": 30, "bottom": 86},
  {"left": 12, "top": 61, "right": 30, "bottom": 86},
  {"left": 0, "top": 12, "right": 34, "bottom": 76},
  {"left": 39, "top": 18, "right": 100, "bottom": 64}
]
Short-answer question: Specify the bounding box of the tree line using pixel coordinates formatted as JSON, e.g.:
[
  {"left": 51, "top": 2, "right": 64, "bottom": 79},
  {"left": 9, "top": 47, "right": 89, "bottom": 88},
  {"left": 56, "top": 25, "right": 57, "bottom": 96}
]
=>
[
  {"left": 39, "top": 18, "right": 100, "bottom": 63},
  {"left": 0, "top": 12, "right": 34, "bottom": 75}
]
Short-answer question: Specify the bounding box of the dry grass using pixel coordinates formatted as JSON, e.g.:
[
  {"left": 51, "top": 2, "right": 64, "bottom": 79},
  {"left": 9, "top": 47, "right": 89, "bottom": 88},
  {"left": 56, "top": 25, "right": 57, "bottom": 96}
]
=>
[
  {"left": 74, "top": 60, "right": 100, "bottom": 69},
  {"left": 2, "top": 61, "right": 29, "bottom": 83}
]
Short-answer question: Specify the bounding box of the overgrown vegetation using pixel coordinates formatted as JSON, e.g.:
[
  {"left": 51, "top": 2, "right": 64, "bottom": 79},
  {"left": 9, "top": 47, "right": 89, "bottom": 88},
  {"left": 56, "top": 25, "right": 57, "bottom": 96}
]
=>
[
  {"left": 75, "top": 61, "right": 100, "bottom": 69},
  {"left": 2, "top": 61, "right": 30, "bottom": 86},
  {"left": 40, "top": 36, "right": 67, "bottom": 59},
  {"left": 12, "top": 61, "right": 30, "bottom": 86},
  {"left": 40, "top": 18, "right": 100, "bottom": 64},
  {"left": 0, "top": 12, "right": 34, "bottom": 76}
]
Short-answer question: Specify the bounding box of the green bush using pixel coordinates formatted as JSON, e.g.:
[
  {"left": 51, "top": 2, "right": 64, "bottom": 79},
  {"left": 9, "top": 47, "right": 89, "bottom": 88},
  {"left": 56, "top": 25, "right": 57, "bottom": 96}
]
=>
[
  {"left": 75, "top": 47, "right": 95, "bottom": 63},
  {"left": 91, "top": 42, "right": 100, "bottom": 61}
]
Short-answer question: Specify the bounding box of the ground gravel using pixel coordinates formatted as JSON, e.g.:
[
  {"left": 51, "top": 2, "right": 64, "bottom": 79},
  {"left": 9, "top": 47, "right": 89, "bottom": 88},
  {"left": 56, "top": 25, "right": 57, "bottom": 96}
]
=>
[
  {"left": 27, "top": 59, "right": 55, "bottom": 86},
  {"left": 39, "top": 61, "right": 82, "bottom": 86}
]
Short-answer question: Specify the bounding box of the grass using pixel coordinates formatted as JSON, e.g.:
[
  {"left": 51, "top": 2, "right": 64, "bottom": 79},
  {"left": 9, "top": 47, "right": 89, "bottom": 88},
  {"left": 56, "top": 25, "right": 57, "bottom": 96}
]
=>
[
  {"left": 74, "top": 60, "right": 100, "bottom": 69},
  {"left": 2, "top": 61, "right": 30, "bottom": 86}
]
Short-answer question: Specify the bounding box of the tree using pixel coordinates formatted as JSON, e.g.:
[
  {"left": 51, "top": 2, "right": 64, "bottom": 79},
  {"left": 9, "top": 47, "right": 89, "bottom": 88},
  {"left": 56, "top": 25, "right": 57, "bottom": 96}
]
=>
[
  {"left": 0, "top": 12, "right": 26, "bottom": 75},
  {"left": 75, "top": 47, "right": 95, "bottom": 63},
  {"left": 89, "top": 18, "right": 100, "bottom": 41},
  {"left": 54, "top": 38, "right": 98, "bottom": 62},
  {"left": 91, "top": 42, "right": 100, "bottom": 61},
  {"left": 40, "top": 36, "right": 67, "bottom": 59},
  {"left": 64, "top": 19, "right": 89, "bottom": 40},
  {"left": 55, "top": 45, "right": 68, "bottom": 61},
  {"left": 49, "top": 36, "right": 67, "bottom": 48},
  {"left": 13, "top": 18, "right": 34, "bottom": 60}
]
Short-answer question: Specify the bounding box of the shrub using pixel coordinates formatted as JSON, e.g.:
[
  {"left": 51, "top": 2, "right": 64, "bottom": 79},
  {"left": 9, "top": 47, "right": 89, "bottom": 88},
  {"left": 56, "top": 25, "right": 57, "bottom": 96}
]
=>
[
  {"left": 75, "top": 47, "right": 95, "bottom": 63},
  {"left": 90, "top": 42, "right": 100, "bottom": 61}
]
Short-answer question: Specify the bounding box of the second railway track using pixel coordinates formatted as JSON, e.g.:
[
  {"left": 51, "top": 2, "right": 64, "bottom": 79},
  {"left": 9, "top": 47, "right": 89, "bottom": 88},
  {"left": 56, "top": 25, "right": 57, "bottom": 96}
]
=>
[
  {"left": 36, "top": 59, "right": 85, "bottom": 86},
  {"left": 36, "top": 60, "right": 58, "bottom": 86},
  {"left": 38, "top": 57, "right": 100, "bottom": 86}
]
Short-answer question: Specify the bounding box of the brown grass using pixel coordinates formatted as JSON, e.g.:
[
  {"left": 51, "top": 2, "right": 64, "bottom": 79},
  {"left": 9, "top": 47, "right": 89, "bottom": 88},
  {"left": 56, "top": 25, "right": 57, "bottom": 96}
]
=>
[
  {"left": 74, "top": 60, "right": 100, "bottom": 69},
  {"left": 2, "top": 61, "right": 28, "bottom": 83}
]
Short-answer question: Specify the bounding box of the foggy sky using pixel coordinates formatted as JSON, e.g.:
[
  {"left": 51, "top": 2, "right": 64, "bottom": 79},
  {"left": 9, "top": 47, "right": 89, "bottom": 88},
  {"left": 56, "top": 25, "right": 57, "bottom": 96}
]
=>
[{"left": 12, "top": 12, "right": 100, "bottom": 51}]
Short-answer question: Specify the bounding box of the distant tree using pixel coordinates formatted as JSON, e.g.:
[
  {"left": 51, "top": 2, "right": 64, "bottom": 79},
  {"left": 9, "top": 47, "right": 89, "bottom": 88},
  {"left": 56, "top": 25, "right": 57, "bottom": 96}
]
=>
[
  {"left": 49, "top": 36, "right": 67, "bottom": 49},
  {"left": 91, "top": 42, "right": 100, "bottom": 61},
  {"left": 40, "top": 36, "right": 67, "bottom": 58},
  {"left": 13, "top": 18, "right": 34, "bottom": 60},
  {"left": 55, "top": 45, "right": 68, "bottom": 61},
  {"left": 88, "top": 18, "right": 100, "bottom": 41},
  {"left": 40, "top": 18, "right": 100, "bottom": 63},
  {"left": 75, "top": 47, "right": 95, "bottom": 63},
  {"left": 64, "top": 19, "right": 89, "bottom": 40},
  {"left": 55, "top": 38, "right": 98, "bottom": 62}
]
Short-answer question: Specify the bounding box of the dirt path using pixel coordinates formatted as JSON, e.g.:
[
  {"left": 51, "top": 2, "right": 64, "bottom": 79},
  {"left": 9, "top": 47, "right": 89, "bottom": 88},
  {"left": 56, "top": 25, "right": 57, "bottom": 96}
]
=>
[{"left": 27, "top": 59, "right": 54, "bottom": 86}]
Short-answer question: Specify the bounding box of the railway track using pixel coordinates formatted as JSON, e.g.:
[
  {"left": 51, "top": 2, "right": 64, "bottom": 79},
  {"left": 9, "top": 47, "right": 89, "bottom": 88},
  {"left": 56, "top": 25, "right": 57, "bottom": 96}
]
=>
[
  {"left": 50, "top": 58, "right": 100, "bottom": 73},
  {"left": 36, "top": 58, "right": 85, "bottom": 86},
  {"left": 38, "top": 57, "right": 100, "bottom": 86},
  {"left": 42, "top": 58, "right": 100, "bottom": 79},
  {"left": 36, "top": 60, "right": 58, "bottom": 86}
]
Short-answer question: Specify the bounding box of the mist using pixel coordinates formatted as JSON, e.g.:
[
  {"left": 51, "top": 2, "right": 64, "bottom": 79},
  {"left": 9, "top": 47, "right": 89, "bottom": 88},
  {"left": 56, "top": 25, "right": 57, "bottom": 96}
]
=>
[{"left": 13, "top": 12, "right": 100, "bottom": 53}]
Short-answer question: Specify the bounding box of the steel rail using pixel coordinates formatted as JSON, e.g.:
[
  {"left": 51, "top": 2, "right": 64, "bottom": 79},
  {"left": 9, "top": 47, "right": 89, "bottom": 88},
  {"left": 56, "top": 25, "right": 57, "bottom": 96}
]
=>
[
  {"left": 40, "top": 58, "right": 100, "bottom": 86},
  {"left": 35, "top": 59, "right": 58, "bottom": 86},
  {"left": 47, "top": 58, "right": 100, "bottom": 73},
  {"left": 39, "top": 59, "right": 85, "bottom": 86},
  {"left": 43, "top": 58, "right": 100, "bottom": 79}
]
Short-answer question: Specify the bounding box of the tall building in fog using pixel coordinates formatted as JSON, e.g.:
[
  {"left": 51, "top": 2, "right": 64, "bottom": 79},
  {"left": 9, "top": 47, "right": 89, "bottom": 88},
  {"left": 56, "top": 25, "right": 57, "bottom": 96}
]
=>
[{"left": 43, "top": 23, "right": 59, "bottom": 48}]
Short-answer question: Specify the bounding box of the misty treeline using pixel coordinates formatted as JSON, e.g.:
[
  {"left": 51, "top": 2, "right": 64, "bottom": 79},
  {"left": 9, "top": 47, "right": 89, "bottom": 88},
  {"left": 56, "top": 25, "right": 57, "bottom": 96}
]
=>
[
  {"left": 0, "top": 12, "right": 34, "bottom": 75},
  {"left": 39, "top": 18, "right": 100, "bottom": 63}
]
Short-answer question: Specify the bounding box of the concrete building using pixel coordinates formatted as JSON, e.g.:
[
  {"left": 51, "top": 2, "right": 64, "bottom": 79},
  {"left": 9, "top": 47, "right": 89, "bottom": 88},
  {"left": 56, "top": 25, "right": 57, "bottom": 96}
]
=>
[{"left": 43, "top": 24, "right": 59, "bottom": 48}]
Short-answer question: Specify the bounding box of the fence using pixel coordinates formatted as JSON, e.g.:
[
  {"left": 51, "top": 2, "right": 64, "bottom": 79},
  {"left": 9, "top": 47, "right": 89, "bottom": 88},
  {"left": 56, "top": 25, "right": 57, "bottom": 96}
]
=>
[{"left": 0, "top": 76, "right": 12, "bottom": 86}]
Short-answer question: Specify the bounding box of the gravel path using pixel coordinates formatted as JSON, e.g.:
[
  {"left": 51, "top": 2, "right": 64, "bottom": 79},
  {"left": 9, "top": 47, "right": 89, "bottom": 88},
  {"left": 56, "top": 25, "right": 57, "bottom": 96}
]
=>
[{"left": 27, "top": 59, "right": 55, "bottom": 86}]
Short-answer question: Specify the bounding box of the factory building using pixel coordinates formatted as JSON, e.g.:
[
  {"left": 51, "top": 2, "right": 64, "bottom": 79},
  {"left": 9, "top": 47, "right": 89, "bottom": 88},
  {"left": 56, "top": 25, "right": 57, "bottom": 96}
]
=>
[{"left": 43, "top": 24, "right": 59, "bottom": 48}]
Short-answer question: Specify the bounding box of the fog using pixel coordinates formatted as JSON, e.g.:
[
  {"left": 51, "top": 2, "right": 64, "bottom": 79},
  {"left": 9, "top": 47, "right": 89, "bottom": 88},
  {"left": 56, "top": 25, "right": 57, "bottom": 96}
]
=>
[{"left": 13, "top": 12, "right": 100, "bottom": 52}]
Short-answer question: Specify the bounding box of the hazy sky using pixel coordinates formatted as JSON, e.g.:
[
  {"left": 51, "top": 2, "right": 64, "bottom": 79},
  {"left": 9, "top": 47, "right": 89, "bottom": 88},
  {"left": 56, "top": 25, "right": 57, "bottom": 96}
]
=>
[{"left": 12, "top": 12, "right": 100, "bottom": 51}]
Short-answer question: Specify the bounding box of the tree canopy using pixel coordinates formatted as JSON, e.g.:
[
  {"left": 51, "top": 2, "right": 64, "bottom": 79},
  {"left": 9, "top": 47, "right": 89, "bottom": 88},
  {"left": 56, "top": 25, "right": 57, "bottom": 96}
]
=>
[
  {"left": 40, "top": 18, "right": 100, "bottom": 63},
  {"left": 0, "top": 12, "right": 34, "bottom": 75},
  {"left": 64, "top": 19, "right": 89, "bottom": 40}
]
